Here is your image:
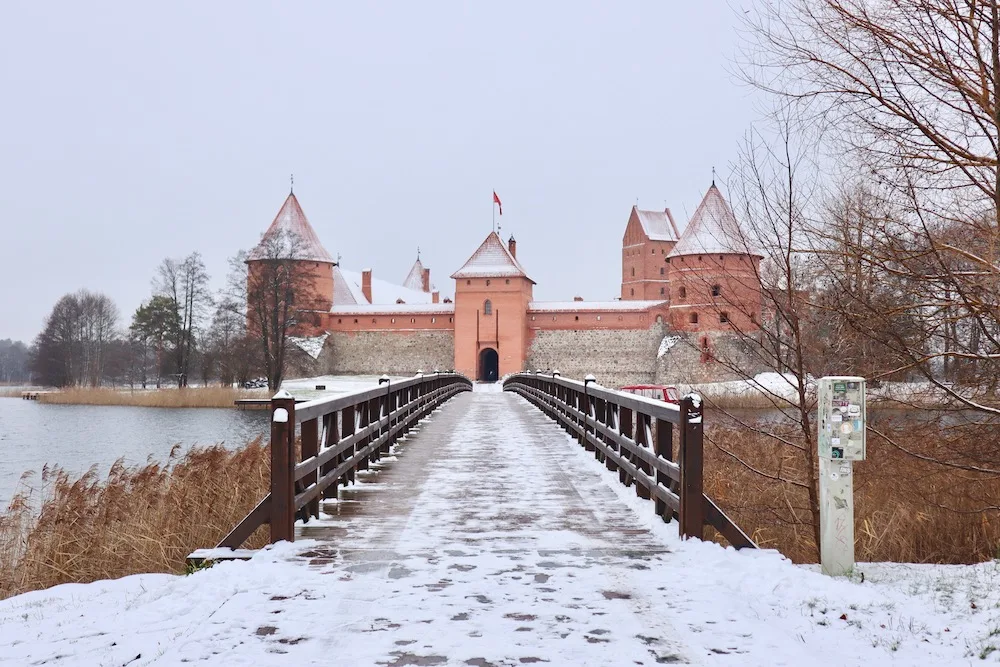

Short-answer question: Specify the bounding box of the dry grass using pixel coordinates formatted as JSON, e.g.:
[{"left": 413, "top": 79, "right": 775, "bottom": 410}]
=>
[
  {"left": 0, "top": 389, "right": 24, "bottom": 398},
  {"left": 0, "top": 439, "right": 270, "bottom": 600},
  {"left": 35, "top": 386, "right": 267, "bottom": 408},
  {"left": 704, "top": 419, "right": 1000, "bottom": 564}
]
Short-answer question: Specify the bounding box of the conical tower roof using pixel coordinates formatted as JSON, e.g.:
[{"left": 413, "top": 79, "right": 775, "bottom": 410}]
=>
[
  {"left": 248, "top": 193, "right": 334, "bottom": 263},
  {"left": 451, "top": 231, "right": 533, "bottom": 283},
  {"left": 668, "top": 185, "right": 761, "bottom": 258},
  {"left": 403, "top": 257, "right": 426, "bottom": 291}
]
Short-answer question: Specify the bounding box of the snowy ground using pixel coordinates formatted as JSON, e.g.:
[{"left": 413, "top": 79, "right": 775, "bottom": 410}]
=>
[
  {"left": 280, "top": 374, "right": 410, "bottom": 401},
  {"left": 1, "top": 392, "right": 998, "bottom": 666}
]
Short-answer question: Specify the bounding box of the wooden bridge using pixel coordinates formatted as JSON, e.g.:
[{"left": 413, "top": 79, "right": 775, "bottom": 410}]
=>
[{"left": 188, "top": 371, "right": 756, "bottom": 664}]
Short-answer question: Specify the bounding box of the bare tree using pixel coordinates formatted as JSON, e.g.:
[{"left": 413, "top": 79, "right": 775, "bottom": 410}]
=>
[
  {"left": 741, "top": 0, "right": 1000, "bottom": 412},
  {"left": 154, "top": 252, "right": 212, "bottom": 387},
  {"left": 31, "top": 290, "right": 120, "bottom": 387},
  {"left": 226, "top": 230, "right": 317, "bottom": 391}
]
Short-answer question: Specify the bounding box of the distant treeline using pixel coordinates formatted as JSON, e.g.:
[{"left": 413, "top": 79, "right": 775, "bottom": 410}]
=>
[{"left": 25, "top": 253, "right": 261, "bottom": 389}]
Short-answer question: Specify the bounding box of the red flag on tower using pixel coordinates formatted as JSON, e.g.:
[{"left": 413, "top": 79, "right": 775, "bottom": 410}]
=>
[{"left": 493, "top": 191, "right": 502, "bottom": 216}]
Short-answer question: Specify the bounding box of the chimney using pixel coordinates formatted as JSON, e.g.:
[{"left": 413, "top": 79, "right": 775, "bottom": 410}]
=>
[
  {"left": 573, "top": 296, "right": 584, "bottom": 302},
  {"left": 361, "top": 269, "right": 372, "bottom": 304},
  {"left": 432, "top": 290, "right": 440, "bottom": 304},
  {"left": 508, "top": 235, "right": 517, "bottom": 259},
  {"left": 422, "top": 268, "right": 431, "bottom": 292}
]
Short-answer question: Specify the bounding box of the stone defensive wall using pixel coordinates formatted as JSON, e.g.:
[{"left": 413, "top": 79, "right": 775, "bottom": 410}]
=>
[
  {"left": 317, "top": 330, "right": 456, "bottom": 376},
  {"left": 526, "top": 321, "right": 668, "bottom": 389}
]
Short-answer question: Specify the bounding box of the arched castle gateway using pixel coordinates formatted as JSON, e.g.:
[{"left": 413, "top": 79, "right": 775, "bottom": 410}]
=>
[{"left": 248, "top": 185, "right": 763, "bottom": 386}]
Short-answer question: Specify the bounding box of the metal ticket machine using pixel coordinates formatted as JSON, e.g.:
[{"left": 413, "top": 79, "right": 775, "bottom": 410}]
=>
[{"left": 817, "top": 376, "right": 866, "bottom": 576}]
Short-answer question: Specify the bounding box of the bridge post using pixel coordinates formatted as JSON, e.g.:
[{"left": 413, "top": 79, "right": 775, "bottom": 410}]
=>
[
  {"left": 654, "top": 418, "right": 674, "bottom": 521},
  {"left": 679, "top": 394, "right": 704, "bottom": 540},
  {"left": 270, "top": 391, "right": 296, "bottom": 543},
  {"left": 301, "top": 416, "right": 320, "bottom": 520}
]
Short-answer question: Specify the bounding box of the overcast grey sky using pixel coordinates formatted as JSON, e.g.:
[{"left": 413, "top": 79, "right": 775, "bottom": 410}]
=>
[{"left": 0, "top": 2, "right": 759, "bottom": 342}]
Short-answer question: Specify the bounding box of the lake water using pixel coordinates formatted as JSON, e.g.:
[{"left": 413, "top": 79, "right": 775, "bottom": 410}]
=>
[{"left": 0, "top": 399, "right": 269, "bottom": 508}]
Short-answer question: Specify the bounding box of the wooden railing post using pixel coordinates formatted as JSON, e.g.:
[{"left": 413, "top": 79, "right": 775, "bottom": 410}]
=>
[
  {"left": 654, "top": 418, "right": 674, "bottom": 521},
  {"left": 270, "top": 391, "right": 296, "bottom": 543},
  {"left": 679, "top": 393, "right": 704, "bottom": 540},
  {"left": 301, "top": 416, "right": 319, "bottom": 520}
]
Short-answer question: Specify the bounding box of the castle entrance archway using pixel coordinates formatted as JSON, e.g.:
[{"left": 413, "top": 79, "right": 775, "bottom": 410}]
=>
[{"left": 478, "top": 348, "right": 499, "bottom": 382}]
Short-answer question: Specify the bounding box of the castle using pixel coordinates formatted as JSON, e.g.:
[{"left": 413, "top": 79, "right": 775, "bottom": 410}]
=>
[{"left": 247, "top": 185, "right": 763, "bottom": 386}]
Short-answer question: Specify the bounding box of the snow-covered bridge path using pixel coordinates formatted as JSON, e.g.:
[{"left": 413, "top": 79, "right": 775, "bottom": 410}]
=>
[{"left": 3, "top": 389, "right": 993, "bottom": 666}]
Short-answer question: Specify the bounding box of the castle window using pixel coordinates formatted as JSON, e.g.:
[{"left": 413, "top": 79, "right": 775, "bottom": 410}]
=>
[
  {"left": 338, "top": 319, "right": 342, "bottom": 324},
  {"left": 596, "top": 315, "right": 601, "bottom": 321},
  {"left": 484, "top": 299, "right": 492, "bottom": 315},
  {"left": 574, "top": 316, "right": 579, "bottom": 321},
  {"left": 660, "top": 267, "right": 664, "bottom": 275},
  {"left": 750, "top": 313, "right": 757, "bottom": 324},
  {"left": 699, "top": 256, "right": 703, "bottom": 262},
  {"left": 720, "top": 312, "right": 730, "bottom": 324},
  {"left": 631, "top": 267, "right": 635, "bottom": 277},
  {"left": 466, "top": 280, "right": 471, "bottom": 285},
  {"left": 505, "top": 279, "right": 510, "bottom": 285},
  {"left": 410, "top": 318, "right": 415, "bottom": 323},
  {"left": 660, "top": 287, "right": 665, "bottom": 295},
  {"left": 432, "top": 317, "right": 436, "bottom": 323},
  {"left": 711, "top": 284, "right": 722, "bottom": 297},
  {"left": 656, "top": 315, "right": 663, "bottom": 324},
  {"left": 689, "top": 312, "right": 699, "bottom": 324},
  {"left": 486, "top": 279, "right": 491, "bottom": 286},
  {"left": 630, "top": 288, "right": 634, "bottom": 296},
  {"left": 354, "top": 319, "right": 358, "bottom": 324},
  {"left": 531, "top": 315, "right": 535, "bottom": 321},
  {"left": 652, "top": 249, "right": 655, "bottom": 254},
  {"left": 666, "top": 258, "right": 670, "bottom": 263},
  {"left": 391, "top": 318, "right": 396, "bottom": 324},
  {"left": 678, "top": 286, "right": 686, "bottom": 299},
  {"left": 449, "top": 317, "right": 453, "bottom": 323},
  {"left": 372, "top": 318, "right": 377, "bottom": 323}
]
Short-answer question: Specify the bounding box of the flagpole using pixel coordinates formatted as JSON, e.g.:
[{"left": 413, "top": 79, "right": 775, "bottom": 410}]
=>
[{"left": 492, "top": 188, "right": 495, "bottom": 233}]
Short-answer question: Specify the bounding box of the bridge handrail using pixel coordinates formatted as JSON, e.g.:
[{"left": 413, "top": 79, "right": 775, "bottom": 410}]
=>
[
  {"left": 216, "top": 372, "right": 472, "bottom": 550},
  {"left": 502, "top": 372, "right": 755, "bottom": 550}
]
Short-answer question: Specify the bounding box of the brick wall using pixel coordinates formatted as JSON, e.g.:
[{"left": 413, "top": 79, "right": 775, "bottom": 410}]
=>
[{"left": 526, "top": 322, "right": 667, "bottom": 388}]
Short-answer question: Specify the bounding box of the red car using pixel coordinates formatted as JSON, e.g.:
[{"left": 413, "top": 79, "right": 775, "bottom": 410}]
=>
[{"left": 619, "top": 384, "right": 681, "bottom": 404}]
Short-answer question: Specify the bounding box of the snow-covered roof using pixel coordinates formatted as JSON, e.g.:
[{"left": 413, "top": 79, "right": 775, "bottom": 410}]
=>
[
  {"left": 248, "top": 193, "right": 334, "bottom": 263},
  {"left": 528, "top": 300, "right": 667, "bottom": 312},
  {"left": 451, "top": 232, "right": 534, "bottom": 282},
  {"left": 633, "top": 207, "right": 680, "bottom": 242},
  {"left": 333, "top": 267, "right": 437, "bottom": 306},
  {"left": 330, "top": 303, "right": 455, "bottom": 315},
  {"left": 668, "top": 185, "right": 761, "bottom": 258},
  {"left": 403, "top": 258, "right": 427, "bottom": 292}
]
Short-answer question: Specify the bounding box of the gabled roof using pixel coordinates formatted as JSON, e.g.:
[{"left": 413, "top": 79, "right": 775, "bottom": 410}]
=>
[
  {"left": 632, "top": 207, "right": 680, "bottom": 242},
  {"left": 248, "top": 193, "right": 334, "bottom": 263},
  {"left": 668, "top": 185, "right": 761, "bottom": 258},
  {"left": 332, "top": 266, "right": 437, "bottom": 307},
  {"left": 450, "top": 231, "right": 534, "bottom": 282},
  {"left": 403, "top": 258, "right": 427, "bottom": 291}
]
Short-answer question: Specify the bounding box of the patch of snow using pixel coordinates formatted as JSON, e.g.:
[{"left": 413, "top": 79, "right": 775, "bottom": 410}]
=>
[
  {"left": 330, "top": 303, "right": 454, "bottom": 315},
  {"left": 657, "top": 335, "right": 681, "bottom": 358},
  {"left": 286, "top": 333, "right": 328, "bottom": 360}
]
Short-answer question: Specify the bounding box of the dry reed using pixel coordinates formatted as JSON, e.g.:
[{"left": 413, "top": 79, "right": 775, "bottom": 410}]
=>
[
  {"left": 36, "top": 386, "right": 266, "bottom": 408},
  {"left": 703, "top": 419, "right": 1000, "bottom": 564},
  {"left": 0, "top": 439, "right": 270, "bottom": 600}
]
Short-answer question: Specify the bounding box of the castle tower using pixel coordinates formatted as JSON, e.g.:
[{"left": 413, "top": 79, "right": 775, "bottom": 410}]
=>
[
  {"left": 247, "top": 192, "right": 335, "bottom": 334},
  {"left": 451, "top": 232, "right": 534, "bottom": 381},
  {"left": 621, "top": 206, "right": 680, "bottom": 300},
  {"left": 666, "top": 184, "right": 762, "bottom": 333}
]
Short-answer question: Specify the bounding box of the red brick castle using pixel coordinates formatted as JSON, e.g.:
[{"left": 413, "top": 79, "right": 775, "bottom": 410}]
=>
[{"left": 248, "top": 185, "right": 763, "bottom": 384}]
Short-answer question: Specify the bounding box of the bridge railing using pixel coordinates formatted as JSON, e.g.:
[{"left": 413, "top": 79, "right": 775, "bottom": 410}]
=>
[
  {"left": 217, "top": 372, "right": 473, "bottom": 549},
  {"left": 503, "top": 372, "right": 755, "bottom": 549}
]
